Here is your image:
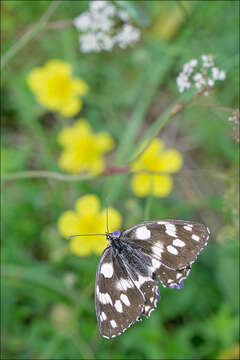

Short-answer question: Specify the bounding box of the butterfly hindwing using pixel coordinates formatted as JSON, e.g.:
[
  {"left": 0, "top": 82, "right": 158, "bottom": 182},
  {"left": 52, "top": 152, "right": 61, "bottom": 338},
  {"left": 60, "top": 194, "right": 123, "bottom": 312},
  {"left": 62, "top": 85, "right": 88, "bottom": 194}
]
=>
[
  {"left": 158, "top": 264, "right": 191, "bottom": 288},
  {"left": 121, "top": 220, "right": 210, "bottom": 270},
  {"left": 140, "top": 279, "right": 160, "bottom": 317},
  {"left": 95, "top": 247, "right": 144, "bottom": 339}
]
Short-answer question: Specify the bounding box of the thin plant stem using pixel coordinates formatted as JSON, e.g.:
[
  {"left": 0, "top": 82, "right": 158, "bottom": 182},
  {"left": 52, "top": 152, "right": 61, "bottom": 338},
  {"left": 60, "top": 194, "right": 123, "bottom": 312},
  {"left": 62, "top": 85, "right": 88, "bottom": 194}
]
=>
[
  {"left": 2, "top": 169, "right": 229, "bottom": 184},
  {"left": 1, "top": 1, "right": 62, "bottom": 69},
  {"left": 144, "top": 191, "right": 153, "bottom": 222}
]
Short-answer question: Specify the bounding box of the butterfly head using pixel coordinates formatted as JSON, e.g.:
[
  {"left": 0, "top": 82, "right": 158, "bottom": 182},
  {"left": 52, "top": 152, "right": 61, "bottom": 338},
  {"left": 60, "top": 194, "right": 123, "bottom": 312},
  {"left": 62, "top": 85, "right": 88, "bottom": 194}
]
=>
[{"left": 106, "top": 230, "right": 121, "bottom": 243}]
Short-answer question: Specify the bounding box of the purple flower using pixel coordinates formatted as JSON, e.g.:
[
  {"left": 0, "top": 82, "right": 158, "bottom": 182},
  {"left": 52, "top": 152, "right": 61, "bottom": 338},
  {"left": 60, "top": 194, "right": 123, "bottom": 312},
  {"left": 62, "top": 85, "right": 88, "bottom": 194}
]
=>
[
  {"left": 112, "top": 230, "right": 121, "bottom": 237},
  {"left": 169, "top": 280, "right": 184, "bottom": 290}
]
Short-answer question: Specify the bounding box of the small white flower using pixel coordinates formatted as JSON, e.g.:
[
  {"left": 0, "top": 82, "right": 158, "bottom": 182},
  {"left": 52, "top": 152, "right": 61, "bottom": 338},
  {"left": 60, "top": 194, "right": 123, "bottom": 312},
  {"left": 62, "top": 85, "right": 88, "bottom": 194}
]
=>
[
  {"left": 90, "top": 0, "right": 107, "bottom": 12},
  {"left": 202, "top": 54, "right": 214, "bottom": 67},
  {"left": 119, "top": 10, "right": 130, "bottom": 21},
  {"left": 190, "top": 59, "right": 198, "bottom": 67},
  {"left": 208, "top": 79, "right": 215, "bottom": 87},
  {"left": 116, "top": 24, "right": 141, "bottom": 49},
  {"left": 79, "top": 33, "right": 101, "bottom": 53},
  {"left": 74, "top": 0, "right": 141, "bottom": 53},
  {"left": 176, "top": 54, "right": 226, "bottom": 94},
  {"left": 212, "top": 67, "right": 226, "bottom": 80},
  {"left": 73, "top": 13, "right": 91, "bottom": 31}
]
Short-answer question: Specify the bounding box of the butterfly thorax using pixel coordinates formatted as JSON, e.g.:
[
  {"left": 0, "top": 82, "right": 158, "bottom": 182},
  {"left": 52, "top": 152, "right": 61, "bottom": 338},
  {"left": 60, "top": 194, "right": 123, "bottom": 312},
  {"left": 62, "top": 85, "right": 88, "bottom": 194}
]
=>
[{"left": 106, "top": 232, "right": 154, "bottom": 280}]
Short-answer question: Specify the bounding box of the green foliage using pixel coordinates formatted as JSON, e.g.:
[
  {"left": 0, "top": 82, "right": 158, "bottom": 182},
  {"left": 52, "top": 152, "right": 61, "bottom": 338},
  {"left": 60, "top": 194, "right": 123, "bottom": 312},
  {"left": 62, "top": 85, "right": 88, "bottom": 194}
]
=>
[{"left": 1, "top": 1, "right": 239, "bottom": 359}]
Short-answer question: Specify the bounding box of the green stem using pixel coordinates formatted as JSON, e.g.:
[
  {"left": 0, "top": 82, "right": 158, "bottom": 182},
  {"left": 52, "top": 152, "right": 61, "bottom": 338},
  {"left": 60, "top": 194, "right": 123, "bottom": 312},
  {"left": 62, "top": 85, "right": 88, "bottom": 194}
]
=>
[
  {"left": 1, "top": 1, "right": 62, "bottom": 69},
  {"left": 144, "top": 191, "right": 153, "bottom": 221}
]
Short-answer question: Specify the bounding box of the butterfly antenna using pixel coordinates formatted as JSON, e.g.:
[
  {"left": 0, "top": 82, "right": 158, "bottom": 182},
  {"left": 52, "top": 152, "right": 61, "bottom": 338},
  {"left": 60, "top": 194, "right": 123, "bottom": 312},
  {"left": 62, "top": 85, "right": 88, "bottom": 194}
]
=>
[
  {"left": 68, "top": 234, "right": 105, "bottom": 240},
  {"left": 106, "top": 196, "right": 110, "bottom": 234}
]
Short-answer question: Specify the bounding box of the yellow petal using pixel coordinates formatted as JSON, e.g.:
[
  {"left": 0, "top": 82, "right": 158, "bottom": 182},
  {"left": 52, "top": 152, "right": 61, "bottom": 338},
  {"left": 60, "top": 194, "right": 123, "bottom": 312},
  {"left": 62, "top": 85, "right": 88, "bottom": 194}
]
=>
[
  {"left": 159, "top": 149, "right": 183, "bottom": 173},
  {"left": 60, "top": 97, "right": 82, "bottom": 117},
  {"left": 58, "top": 150, "right": 84, "bottom": 174},
  {"left": 57, "top": 211, "right": 81, "bottom": 238},
  {"left": 89, "top": 157, "right": 105, "bottom": 175},
  {"left": 131, "top": 173, "right": 151, "bottom": 197},
  {"left": 70, "top": 236, "right": 92, "bottom": 256},
  {"left": 27, "top": 68, "right": 45, "bottom": 92},
  {"left": 58, "top": 120, "right": 91, "bottom": 147},
  {"left": 140, "top": 139, "right": 165, "bottom": 171},
  {"left": 92, "top": 237, "right": 108, "bottom": 255},
  {"left": 99, "top": 208, "right": 122, "bottom": 233},
  {"left": 95, "top": 133, "right": 115, "bottom": 153},
  {"left": 73, "top": 79, "right": 89, "bottom": 95},
  {"left": 45, "top": 59, "right": 72, "bottom": 76},
  {"left": 152, "top": 174, "right": 173, "bottom": 197},
  {"left": 75, "top": 194, "right": 100, "bottom": 216}
]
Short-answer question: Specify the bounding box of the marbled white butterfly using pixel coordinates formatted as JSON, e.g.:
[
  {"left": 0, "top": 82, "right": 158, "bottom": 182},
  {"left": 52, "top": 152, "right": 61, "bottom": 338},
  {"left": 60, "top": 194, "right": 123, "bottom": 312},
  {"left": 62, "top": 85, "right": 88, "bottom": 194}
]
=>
[{"left": 95, "top": 220, "right": 210, "bottom": 339}]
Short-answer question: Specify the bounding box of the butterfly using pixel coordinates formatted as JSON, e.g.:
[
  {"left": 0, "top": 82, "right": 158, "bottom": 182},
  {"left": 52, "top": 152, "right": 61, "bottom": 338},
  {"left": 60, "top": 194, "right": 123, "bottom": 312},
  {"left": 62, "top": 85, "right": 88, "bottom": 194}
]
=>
[{"left": 95, "top": 220, "right": 210, "bottom": 339}]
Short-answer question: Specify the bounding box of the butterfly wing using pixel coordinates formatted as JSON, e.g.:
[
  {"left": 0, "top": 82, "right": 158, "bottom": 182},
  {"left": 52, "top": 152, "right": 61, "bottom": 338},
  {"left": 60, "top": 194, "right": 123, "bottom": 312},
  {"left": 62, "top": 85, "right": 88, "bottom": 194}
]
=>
[
  {"left": 158, "top": 265, "right": 191, "bottom": 288},
  {"left": 95, "top": 247, "right": 145, "bottom": 339},
  {"left": 121, "top": 220, "right": 210, "bottom": 270}
]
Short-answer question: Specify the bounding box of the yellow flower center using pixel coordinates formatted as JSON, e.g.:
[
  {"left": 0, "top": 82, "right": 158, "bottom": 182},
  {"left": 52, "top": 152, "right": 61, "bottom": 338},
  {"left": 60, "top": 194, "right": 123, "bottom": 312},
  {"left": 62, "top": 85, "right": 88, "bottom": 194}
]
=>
[{"left": 46, "top": 73, "right": 73, "bottom": 99}]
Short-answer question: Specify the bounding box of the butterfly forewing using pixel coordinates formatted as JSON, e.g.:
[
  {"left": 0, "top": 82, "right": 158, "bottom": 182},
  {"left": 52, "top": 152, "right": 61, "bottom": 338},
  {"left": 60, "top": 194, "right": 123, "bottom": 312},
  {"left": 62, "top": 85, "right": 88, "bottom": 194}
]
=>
[
  {"left": 121, "top": 220, "right": 210, "bottom": 270},
  {"left": 95, "top": 247, "right": 144, "bottom": 339}
]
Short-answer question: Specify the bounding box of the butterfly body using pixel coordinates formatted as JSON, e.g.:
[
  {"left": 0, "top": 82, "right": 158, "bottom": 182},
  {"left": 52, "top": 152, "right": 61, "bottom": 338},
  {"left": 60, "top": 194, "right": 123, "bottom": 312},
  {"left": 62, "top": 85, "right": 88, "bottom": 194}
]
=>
[{"left": 95, "top": 220, "right": 210, "bottom": 339}]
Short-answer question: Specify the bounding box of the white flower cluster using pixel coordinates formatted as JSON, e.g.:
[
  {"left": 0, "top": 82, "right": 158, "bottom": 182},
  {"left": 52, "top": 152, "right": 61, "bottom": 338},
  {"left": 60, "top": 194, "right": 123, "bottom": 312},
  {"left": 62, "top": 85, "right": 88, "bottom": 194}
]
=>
[
  {"left": 176, "top": 54, "right": 226, "bottom": 95},
  {"left": 73, "top": 0, "right": 141, "bottom": 53}
]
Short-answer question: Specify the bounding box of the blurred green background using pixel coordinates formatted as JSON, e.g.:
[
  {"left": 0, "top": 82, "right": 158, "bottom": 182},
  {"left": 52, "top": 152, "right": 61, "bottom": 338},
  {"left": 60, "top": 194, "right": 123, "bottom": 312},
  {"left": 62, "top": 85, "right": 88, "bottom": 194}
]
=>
[{"left": 1, "top": 1, "right": 239, "bottom": 359}]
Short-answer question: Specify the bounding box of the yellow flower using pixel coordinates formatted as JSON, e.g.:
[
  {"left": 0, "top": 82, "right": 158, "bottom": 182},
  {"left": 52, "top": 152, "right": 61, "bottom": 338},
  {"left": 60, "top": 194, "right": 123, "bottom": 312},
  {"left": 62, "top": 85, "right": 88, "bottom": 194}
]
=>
[
  {"left": 58, "top": 194, "right": 122, "bottom": 256},
  {"left": 58, "top": 119, "right": 114, "bottom": 174},
  {"left": 27, "top": 59, "right": 88, "bottom": 117},
  {"left": 130, "top": 139, "right": 182, "bottom": 197}
]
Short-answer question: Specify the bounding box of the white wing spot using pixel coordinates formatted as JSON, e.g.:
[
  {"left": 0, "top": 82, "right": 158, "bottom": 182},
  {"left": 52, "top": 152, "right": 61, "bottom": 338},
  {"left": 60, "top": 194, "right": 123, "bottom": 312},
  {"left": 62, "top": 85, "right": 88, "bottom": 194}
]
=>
[
  {"left": 149, "top": 308, "right": 155, "bottom": 316},
  {"left": 167, "top": 245, "right": 178, "bottom": 255},
  {"left": 120, "top": 294, "right": 130, "bottom": 306},
  {"left": 173, "top": 239, "right": 185, "bottom": 247},
  {"left": 110, "top": 320, "right": 117, "bottom": 328},
  {"left": 100, "top": 262, "right": 114, "bottom": 278},
  {"left": 152, "top": 243, "right": 164, "bottom": 258},
  {"left": 136, "top": 226, "right": 151, "bottom": 240},
  {"left": 165, "top": 224, "right": 177, "bottom": 237},
  {"left": 152, "top": 258, "right": 161, "bottom": 268},
  {"left": 192, "top": 234, "right": 200, "bottom": 241},
  {"left": 114, "top": 300, "right": 123, "bottom": 313},
  {"left": 168, "top": 279, "right": 173, "bottom": 283},
  {"left": 101, "top": 311, "right": 107, "bottom": 321},
  {"left": 99, "top": 292, "right": 113, "bottom": 305},
  {"left": 145, "top": 306, "right": 150, "bottom": 312},
  {"left": 116, "top": 278, "right": 133, "bottom": 291},
  {"left": 184, "top": 225, "right": 192, "bottom": 232},
  {"left": 176, "top": 273, "right": 182, "bottom": 279},
  {"left": 207, "top": 227, "right": 210, "bottom": 234},
  {"left": 150, "top": 297, "right": 154, "bottom": 302},
  {"left": 135, "top": 274, "right": 150, "bottom": 287}
]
